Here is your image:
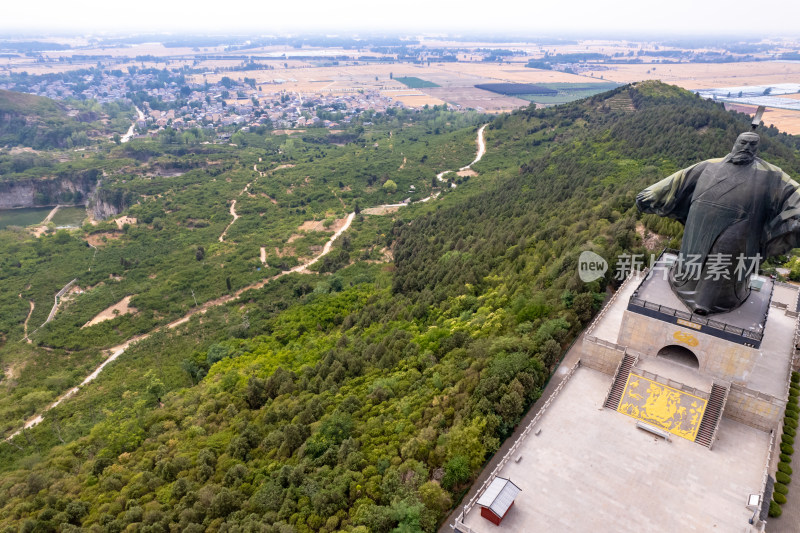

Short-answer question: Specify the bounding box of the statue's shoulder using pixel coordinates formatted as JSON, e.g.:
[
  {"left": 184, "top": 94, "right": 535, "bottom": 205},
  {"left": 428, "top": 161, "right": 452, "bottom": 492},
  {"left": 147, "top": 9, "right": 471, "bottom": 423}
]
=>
[{"left": 754, "top": 158, "right": 786, "bottom": 174}]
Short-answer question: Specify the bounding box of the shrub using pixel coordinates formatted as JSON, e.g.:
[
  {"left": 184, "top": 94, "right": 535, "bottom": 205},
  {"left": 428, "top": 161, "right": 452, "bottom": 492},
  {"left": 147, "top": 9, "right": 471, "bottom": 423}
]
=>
[
  {"left": 774, "top": 482, "right": 789, "bottom": 495},
  {"left": 791, "top": 371, "right": 799, "bottom": 384},
  {"left": 787, "top": 401, "right": 799, "bottom": 411},
  {"left": 781, "top": 453, "right": 792, "bottom": 464},
  {"left": 776, "top": 471, "right": 791, "bottom": 484},
  {"left": 786, "top": 417, "right": 799, "bottom": 429},
  {"left": 787, "top": 410, "right": 799, "bottom": 421},
  {"left": 786, "top": 425, "right": 797, "bottom": 437},
  {"left": 781, "top": 443, "right": 794, "bottom": 456},
  {"left": 790, "top": 386, "right": 799, "bottom": 397},
  {"left": 778, "top": 462, "right": 793, "bottom": 475},
  {"left": 769, "top": 500, "right": 782, "bottom": 517},
  {"left": 783, "top": 434, "right": 795, "bottom": 446},
  {"left": 774, "top": 492, "right": 787, "bottom": 504}
]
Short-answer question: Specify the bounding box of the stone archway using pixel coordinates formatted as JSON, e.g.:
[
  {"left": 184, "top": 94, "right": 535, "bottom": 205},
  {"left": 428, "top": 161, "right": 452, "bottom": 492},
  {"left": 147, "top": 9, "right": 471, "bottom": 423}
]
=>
[{"left": 657, "top": 344, "right": 700, "bottom": 369}]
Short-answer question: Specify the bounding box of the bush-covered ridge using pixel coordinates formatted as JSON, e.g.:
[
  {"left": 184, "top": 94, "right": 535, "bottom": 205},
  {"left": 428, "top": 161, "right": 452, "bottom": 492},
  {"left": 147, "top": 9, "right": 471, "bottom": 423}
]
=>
[{"left": 1, "top": 82, "right": 799, "bottom": 532}]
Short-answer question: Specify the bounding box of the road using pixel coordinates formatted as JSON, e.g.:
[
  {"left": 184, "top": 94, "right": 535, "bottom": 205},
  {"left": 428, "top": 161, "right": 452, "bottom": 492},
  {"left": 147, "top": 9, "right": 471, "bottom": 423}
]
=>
[
  {"left": 5, "top": 124, "right": 489, "bottom": 441},
  {"left": 120, "top": 106, "right": 144, "bottom": 143}
]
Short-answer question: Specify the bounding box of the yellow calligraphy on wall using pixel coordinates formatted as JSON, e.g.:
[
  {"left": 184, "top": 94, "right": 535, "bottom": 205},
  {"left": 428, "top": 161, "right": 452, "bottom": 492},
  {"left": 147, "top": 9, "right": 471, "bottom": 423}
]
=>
[
  {"left": 673, "top": 330, "right": 699, "bottom": 347},
  {"left": 617, "top": 372, "right": 707, "bottom": 442}
]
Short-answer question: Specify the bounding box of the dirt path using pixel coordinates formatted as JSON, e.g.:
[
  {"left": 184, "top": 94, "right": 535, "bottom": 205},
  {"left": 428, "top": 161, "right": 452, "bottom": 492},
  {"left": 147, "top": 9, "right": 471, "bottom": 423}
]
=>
[
  {"left": 5, "top": 125, "right": 488, "bottom": 441},
  {"left": 43, "top": 205, "right": 60, "bottom": 224},
  {"left": 20, "top": 295, "right": 33, "bottom": 344},
  {"left": 120, "top": 106, "right": 144, "bottom": 143},
  {"left": 30, "top": 205, "right": 62, "bottom": 236},
  {"left": 260, "top": 246, "right": 267, "bottom": 264},
  {"left": 218, "top": 200, "right": 240, "bottom": 242},
  {"left": 219, "top": 177, "right": 261, "bottom": 243},
  {"left": 436, "top": 124, "right": 487, "bottom": 189}
]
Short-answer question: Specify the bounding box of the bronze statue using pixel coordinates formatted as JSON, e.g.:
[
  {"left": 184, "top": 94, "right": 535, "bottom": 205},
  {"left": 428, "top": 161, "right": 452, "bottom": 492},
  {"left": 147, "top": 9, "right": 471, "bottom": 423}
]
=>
[{"left": 636, "top": 130, "right": 800, "bottom": 315}]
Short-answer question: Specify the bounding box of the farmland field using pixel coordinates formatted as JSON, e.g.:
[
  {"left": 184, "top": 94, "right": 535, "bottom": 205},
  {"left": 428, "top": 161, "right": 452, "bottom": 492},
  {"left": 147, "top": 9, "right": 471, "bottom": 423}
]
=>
[
  {"left": 515, "top": 82, "right": 622, "bottom": 104},
  {"left": 474, "top": 83, "right": 557, "bottom": 96},
  {"left": 395, "top": 76, "right": 440, "bottom": 88}
]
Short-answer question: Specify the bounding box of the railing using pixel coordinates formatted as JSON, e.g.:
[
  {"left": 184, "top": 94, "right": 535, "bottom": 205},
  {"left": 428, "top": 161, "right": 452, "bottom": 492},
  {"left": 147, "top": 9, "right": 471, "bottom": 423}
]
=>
[
  {"left": 602, "top": 349, "right": 635, "bottom": 407},
  {"left": 583, "top": 335, "right": 626, "bottom": 353},
  {"left": 452, "top": 521, "right": 478, "bottom": 533},
  {"left": 791, "top": 300, "right": 800, "bottom": 374},
  {"left": 452, "top": 360, "right": 582, "bottom": 531},
  {"left": 627, "top": 297, "right": 764, "bottom": 342},
  {"left": 635, "top": 368, "right": 709, "bottom": 399},
  {"left": 709, "top": 384, "right": 730, "bottom": 451},
  {"left": 757, "top": 428, "right": 778, "bottom": 530}
]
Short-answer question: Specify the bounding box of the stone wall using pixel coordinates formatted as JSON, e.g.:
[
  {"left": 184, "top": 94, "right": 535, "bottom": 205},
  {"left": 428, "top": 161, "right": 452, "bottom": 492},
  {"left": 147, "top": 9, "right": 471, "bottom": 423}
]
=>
[
  {"left": 618, "top": 310, "right": 759, "bottom": 384},
  {"left": 724, "top": 384, "right": 786, "bottom": 432},
  {"left": 581, "top": 336, "right": 625, "bottom": 375}
]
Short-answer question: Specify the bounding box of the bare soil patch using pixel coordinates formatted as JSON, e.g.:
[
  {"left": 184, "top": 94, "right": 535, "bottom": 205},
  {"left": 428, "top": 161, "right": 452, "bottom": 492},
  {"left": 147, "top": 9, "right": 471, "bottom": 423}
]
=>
[
  {"left": 82, "top": 295, "right": 137, "bottom": 328},
  {"left": 363, "top": 205, "right": 401, "bottom": 215},
  {"left": 114, "top": 216, "right": 137, "bottom": 229},
  {"left": 296, "top": 217, "right": 348, "bottom": 233},
  {"left": 86, "top": 231, "right": 122, "bottom": 247},
  {"left": 636, "top": 222, "right": 668, "bottom": 251},
  {"left": 456, "top": 168, "right": 478, "bottom": 177}
]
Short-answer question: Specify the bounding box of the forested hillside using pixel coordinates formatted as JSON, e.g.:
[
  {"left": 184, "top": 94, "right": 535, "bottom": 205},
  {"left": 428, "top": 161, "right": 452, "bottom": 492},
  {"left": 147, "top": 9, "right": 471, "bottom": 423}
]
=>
[
  {"left": 0, "top": 89, "right": 132, "bottom": 149},
  {"left": 0, "top": 82, "right": 798, "bottom": 533}
]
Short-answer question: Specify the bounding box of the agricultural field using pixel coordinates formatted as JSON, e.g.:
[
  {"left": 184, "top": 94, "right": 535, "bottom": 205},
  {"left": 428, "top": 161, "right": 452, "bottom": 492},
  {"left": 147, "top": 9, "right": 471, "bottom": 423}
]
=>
[
  {"left": 474, "top": 83, "right": 558, "bottom": 96},
  {"left": 395, "top": 76, "right": 440, "bottom": 88},
  {"left": 515, "top": 82, "right": 623, "bottom": 105}
]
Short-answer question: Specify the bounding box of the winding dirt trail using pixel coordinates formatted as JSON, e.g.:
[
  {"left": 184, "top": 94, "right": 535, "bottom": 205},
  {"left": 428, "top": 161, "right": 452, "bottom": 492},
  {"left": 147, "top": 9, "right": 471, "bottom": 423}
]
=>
[
  {"left": 218, "top": 200, "right": 240, "bottom": 242},
  {"left": 436, "top": 124, "right": 487, "bottom": 188},
  {"left": 20, "top": 295, "right": 34, "bottom": 344},
  {"left": 5, "top": 125, "right": 488, "bottom": 441}
]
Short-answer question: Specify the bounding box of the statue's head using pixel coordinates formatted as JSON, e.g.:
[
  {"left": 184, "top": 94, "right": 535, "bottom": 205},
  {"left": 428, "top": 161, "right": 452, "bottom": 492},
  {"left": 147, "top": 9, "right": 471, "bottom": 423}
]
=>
[{"left": 729, "top": 132, "right": 760, "bottom": 165}]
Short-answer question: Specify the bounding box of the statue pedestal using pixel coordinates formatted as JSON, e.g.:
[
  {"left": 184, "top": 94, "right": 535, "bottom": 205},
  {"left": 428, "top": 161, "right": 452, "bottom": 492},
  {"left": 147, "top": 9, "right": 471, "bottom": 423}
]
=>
[{"left": 584, "top": 252, "right": 796, "bottom": 432}]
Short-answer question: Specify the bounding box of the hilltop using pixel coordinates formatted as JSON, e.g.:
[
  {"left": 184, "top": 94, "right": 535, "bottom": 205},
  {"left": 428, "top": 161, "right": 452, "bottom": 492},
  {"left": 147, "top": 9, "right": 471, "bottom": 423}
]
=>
[{"left": 0, "top": 82, "right": 798, "bottom": 532}]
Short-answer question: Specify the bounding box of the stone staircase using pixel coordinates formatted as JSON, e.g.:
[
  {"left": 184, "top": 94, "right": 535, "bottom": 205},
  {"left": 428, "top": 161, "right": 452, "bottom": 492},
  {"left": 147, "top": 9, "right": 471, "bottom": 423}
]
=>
[
  {"left": 604, "top": 353, "right": 637, "bottom": 410},
  {"left": 695, "top": 383, "right": 729, "bottom": 448}
]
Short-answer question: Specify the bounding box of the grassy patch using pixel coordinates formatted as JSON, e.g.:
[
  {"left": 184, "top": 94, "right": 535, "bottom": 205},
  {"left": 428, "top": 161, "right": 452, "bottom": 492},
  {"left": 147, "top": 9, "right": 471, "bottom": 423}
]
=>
[
  {"left": 517, "top": 82, "right": 622, "bottom": 105},
  {"left": 395, "top": 76, "right": 440, "bottom": 88}
]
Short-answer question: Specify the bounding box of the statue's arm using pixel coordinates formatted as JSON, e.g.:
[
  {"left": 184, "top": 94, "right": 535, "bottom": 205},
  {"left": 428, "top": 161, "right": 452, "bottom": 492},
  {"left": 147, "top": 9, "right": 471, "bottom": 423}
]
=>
[
  {"left": 764, "top": 172, "right": 800, "bottom": 257},
  {"left": 635, "top": 163, "right": 701, "bottom": 224}
]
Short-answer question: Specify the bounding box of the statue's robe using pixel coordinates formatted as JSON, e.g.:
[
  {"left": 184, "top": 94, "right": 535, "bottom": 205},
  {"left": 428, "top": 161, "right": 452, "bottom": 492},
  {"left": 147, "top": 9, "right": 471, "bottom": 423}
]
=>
[{"left": 636, "top": 156, "right": 800, "bottom": 315}]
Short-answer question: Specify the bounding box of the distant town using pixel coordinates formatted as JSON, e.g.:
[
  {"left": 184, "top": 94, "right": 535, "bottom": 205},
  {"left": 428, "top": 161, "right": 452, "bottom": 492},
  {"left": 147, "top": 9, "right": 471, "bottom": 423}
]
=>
[
  {"left": 0, "top": 67, "right": 402, "bottom": 138},
  {"left": 3, "top": 33, "right": 800, "bottom": 135}
]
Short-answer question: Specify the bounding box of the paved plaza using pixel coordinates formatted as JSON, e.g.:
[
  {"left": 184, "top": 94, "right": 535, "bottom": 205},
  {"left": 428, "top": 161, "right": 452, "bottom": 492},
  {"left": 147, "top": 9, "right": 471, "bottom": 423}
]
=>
[{"left": 460, "top": 368, "right": 770, "bottom": 532}]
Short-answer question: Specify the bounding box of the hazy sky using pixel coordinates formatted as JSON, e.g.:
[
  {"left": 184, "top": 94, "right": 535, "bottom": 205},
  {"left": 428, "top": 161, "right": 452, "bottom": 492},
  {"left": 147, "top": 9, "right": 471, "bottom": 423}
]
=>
[{"left": 4, "top": 0, "right": 800, "bottom": 37}]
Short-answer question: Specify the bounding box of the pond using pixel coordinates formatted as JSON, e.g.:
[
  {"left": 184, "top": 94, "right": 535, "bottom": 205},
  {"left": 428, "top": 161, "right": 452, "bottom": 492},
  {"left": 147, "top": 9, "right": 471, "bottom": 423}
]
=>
[
  {"left": 51, "top": 206, "right": 87, "bottom": 228},
  {"left": 0, "top": 207, "right": 53, "bottom": 230}
]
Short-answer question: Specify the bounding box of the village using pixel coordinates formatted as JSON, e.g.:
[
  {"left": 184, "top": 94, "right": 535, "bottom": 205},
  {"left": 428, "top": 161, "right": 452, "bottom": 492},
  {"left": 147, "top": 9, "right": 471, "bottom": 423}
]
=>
[{"left": 0, "top": 66, "right": 406, "bottom": 137}]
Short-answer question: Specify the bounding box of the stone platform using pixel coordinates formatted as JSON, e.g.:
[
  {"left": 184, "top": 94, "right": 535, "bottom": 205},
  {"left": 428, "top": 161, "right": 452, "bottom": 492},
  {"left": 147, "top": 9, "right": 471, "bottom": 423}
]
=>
[{"left": 458, "top": 368, "right": 769, "bottom": 533}]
